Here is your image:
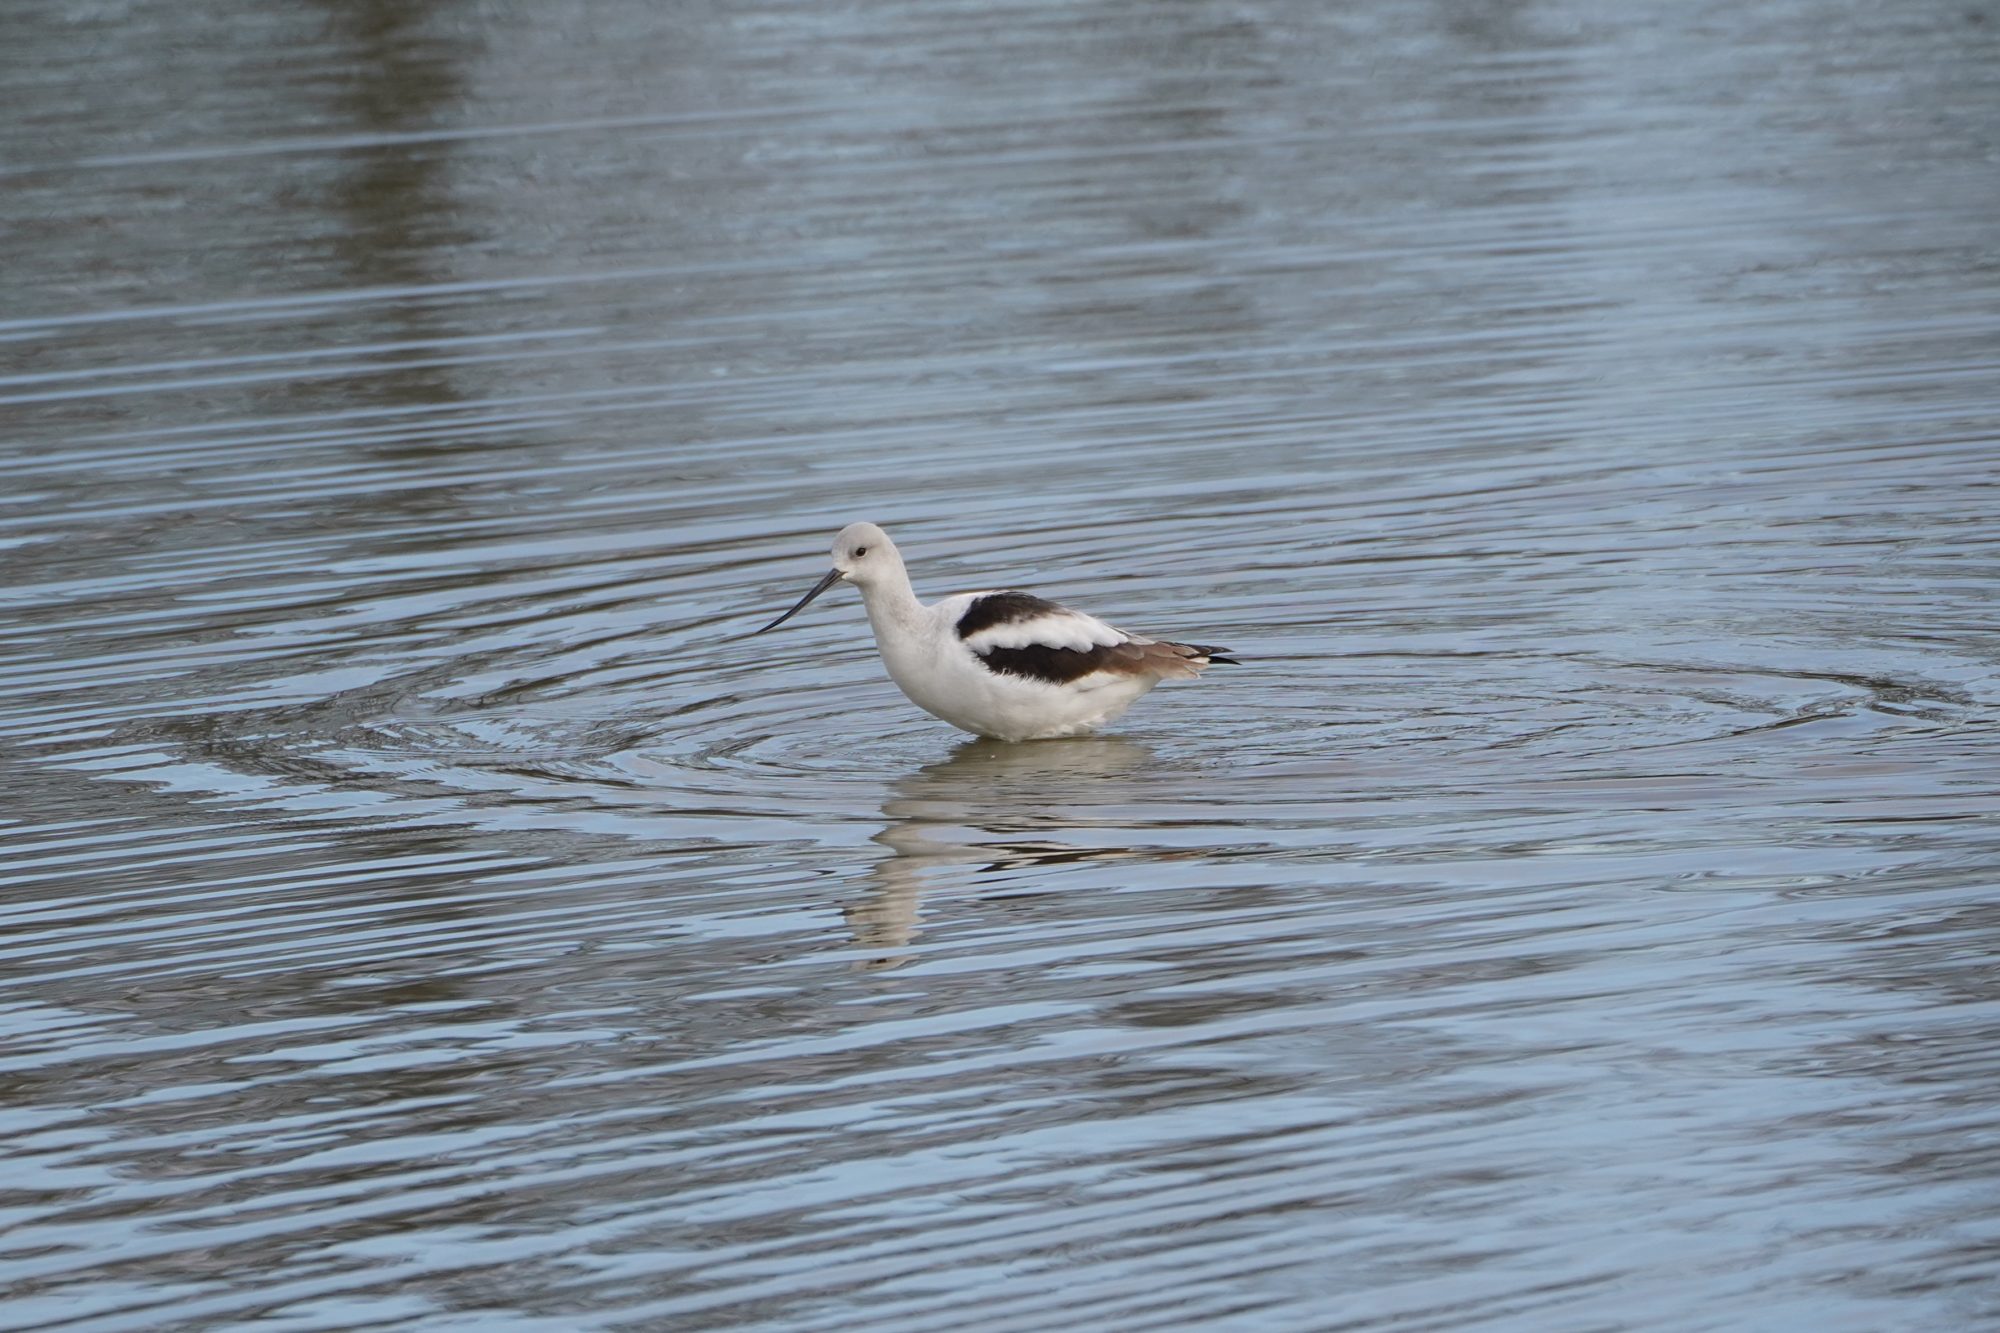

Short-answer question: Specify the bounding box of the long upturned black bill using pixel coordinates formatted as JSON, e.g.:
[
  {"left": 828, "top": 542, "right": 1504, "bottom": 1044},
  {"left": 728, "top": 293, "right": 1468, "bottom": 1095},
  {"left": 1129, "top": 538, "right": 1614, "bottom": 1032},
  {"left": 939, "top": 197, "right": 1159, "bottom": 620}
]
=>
[{"left": 755, "top": 568, "right": 844, "bottom": 634}]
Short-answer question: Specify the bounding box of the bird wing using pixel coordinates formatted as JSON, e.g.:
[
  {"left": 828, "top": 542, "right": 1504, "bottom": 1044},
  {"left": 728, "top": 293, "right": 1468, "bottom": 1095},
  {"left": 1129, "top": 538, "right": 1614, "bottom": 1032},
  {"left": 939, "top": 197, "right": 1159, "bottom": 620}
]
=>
[
  {"left": 952, "top": 590, "right": 1125, "bottom": 653},
  {"left": 949, "top": 590, "right": 1221, "bottom": 684}
]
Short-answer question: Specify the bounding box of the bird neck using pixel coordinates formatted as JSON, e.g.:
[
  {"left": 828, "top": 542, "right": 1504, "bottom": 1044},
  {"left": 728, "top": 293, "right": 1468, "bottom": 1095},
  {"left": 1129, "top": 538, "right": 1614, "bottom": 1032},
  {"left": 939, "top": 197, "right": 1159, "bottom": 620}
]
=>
[{"left": 857, "top": 560, "right": 925, "bottom": 640}]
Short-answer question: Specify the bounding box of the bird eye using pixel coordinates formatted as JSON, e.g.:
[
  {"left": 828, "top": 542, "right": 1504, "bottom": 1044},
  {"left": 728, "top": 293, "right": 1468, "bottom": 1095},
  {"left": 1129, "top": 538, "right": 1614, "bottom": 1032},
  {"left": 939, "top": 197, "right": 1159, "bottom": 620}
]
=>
[{"left": 853, "top": 546, "right": 869, "bottom": 558}]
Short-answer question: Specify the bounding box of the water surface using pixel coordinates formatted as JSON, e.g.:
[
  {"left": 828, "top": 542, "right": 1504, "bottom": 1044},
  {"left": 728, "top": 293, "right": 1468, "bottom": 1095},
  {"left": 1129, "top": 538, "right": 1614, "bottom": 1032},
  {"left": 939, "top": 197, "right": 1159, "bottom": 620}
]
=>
[{"left": 4, "top": 1, "right": 1999, "bottom": 1329}]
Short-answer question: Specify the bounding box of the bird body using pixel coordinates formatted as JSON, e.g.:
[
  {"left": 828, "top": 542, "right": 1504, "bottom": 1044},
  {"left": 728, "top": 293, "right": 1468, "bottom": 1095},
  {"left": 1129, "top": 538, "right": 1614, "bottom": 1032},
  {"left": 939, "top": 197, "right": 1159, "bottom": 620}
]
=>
[{"left": 757, "top": 522, "right": 1235, "bottom": 741}]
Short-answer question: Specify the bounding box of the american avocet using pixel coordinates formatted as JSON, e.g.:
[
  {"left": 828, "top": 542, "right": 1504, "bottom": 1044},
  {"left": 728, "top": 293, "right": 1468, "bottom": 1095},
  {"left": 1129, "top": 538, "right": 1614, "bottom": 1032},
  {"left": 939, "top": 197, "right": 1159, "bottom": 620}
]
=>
[{"left": 756, "top": 522, "right": 1237, "bottom": 741}]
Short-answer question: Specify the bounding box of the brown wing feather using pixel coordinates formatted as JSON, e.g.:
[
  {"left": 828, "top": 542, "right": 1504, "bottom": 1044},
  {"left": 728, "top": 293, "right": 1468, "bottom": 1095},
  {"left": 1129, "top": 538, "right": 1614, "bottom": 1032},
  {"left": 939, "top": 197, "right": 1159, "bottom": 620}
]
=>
[{"left": 1116, "top": 639, "right": 1214, "bottom": 680}]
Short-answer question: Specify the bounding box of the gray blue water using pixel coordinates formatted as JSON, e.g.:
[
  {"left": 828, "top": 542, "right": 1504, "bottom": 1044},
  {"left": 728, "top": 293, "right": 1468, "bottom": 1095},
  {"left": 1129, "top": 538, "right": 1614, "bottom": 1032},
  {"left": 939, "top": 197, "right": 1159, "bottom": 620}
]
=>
[{"left": 4, "top": 1, "right": 1999, "bottom": 1328}]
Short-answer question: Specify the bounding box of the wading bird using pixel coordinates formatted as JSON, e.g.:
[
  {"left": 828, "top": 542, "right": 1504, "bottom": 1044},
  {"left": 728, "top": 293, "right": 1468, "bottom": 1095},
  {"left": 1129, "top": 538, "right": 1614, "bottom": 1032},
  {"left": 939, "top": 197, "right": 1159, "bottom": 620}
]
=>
[{"left": 757, "top": 522, "right": 1236, "bottom": 741}]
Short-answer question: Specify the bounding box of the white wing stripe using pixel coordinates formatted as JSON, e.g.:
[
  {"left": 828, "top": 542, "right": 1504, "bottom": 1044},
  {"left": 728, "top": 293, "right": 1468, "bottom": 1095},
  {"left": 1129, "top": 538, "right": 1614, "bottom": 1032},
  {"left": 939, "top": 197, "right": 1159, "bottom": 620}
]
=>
[{"left": 962, "top": 610, "right": 1124, "bottom": 654}]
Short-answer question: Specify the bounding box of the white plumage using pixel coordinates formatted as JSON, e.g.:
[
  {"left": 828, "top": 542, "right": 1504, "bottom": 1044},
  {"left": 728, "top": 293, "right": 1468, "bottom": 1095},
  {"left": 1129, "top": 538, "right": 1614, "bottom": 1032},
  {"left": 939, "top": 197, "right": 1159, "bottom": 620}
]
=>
[{"left": 756, "top": 522, "right": 1236, "bottom": 742}]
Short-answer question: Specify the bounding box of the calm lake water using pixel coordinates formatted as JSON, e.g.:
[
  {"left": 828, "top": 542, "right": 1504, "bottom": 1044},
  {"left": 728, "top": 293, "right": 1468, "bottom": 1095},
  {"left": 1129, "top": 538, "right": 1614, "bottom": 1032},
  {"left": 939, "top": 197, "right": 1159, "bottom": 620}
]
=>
[{"left": 4, "top": 1, "right": 1999, "bottom": 1329}]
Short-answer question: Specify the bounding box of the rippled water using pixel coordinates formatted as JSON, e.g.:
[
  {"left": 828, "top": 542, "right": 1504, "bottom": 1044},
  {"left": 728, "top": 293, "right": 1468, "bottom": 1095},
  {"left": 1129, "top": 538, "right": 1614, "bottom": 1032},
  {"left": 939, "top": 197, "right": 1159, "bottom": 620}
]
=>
[{"left": 5, "top": 1, "right": 1999, "bottom": 1329}]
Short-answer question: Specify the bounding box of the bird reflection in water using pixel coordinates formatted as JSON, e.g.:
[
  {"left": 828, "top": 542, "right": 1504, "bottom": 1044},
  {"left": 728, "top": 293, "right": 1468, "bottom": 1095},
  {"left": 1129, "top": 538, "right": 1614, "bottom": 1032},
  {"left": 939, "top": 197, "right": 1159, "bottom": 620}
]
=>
[{"left": 849, "top": 736, "right": 1159, "bottom": 970}]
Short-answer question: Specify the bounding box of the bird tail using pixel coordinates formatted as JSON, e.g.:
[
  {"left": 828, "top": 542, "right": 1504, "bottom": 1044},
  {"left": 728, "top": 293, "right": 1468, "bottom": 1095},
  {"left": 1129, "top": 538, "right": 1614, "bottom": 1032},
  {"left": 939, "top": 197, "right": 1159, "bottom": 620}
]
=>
[{"left": 1190, "top": 644, "right": 1239, "bottom": 665}]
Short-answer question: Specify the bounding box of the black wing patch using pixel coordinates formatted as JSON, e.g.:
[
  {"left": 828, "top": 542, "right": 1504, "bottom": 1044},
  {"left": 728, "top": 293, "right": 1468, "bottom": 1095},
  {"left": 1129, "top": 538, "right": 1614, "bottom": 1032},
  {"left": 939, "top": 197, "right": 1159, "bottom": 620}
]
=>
[
  {"left": 954, "top": 591, "right": 1068, "bottom": 639},
  {"left": 976, "top": 638, "right": 1237, "bottom": 683},
  {"left": 978, "top": 642, "right": 1122, "bottom": 684}
]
